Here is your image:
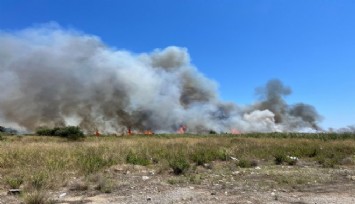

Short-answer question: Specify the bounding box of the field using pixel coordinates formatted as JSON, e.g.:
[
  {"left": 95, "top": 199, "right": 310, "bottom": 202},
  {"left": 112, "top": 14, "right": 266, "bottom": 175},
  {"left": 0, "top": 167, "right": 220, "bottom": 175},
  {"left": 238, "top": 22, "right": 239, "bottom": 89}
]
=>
[{"left": 0, "top": 133, "right": 354, "bottom": 203}]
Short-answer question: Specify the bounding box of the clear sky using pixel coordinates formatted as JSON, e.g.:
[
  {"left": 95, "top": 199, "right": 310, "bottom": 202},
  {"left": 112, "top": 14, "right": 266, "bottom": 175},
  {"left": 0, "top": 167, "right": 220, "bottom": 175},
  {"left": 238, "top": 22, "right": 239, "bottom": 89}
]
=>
[{"left": 0, "top": 0, "right": 354, "bottom": 129}]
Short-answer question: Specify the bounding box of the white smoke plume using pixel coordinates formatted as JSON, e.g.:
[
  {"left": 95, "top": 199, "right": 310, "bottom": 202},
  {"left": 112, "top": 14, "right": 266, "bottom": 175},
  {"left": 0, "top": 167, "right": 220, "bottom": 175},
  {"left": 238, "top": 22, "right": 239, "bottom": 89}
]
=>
[{"left": 0, "top": 24, "right": 322, "bottom": 134}]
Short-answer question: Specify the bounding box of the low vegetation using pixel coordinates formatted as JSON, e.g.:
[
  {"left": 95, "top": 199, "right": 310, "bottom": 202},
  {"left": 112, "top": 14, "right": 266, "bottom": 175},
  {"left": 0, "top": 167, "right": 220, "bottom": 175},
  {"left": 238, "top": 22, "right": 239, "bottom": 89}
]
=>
[
  {"left": 36, "top": 126, "right": 85, "bottom": 140},
  {"left": 0, "top": 133, "right": 354, "bottom": 203}
]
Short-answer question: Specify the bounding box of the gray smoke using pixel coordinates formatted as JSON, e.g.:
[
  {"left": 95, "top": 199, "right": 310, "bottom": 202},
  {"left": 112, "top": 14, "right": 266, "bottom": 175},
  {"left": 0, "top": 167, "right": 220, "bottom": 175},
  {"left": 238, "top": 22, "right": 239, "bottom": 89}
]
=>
[
  {"left": 254, "top": 79, "right": 322, "bottom": 131},
  {"left": 0, "top": 24, "right": 322, "bottom": 134},
  {"left": 336, "top": 125, "right": 355, "bottom": 133}
]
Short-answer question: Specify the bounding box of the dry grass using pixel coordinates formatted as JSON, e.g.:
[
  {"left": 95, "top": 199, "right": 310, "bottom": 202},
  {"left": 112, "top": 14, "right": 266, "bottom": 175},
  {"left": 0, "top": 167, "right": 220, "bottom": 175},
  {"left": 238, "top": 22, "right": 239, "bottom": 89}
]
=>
[{"left": 0, "top": 133, "right": 354, "bottom": 202}]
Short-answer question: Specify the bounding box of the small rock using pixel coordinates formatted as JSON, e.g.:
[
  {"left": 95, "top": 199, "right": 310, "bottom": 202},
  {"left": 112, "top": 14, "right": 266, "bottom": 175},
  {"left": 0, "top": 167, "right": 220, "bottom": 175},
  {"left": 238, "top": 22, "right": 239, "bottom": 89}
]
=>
[
  {"left": 142, "top": 176, "right": 150, "bottom": 181},
  {"left": 255, "top": 166, "right": 261, "bottom": 170},
  {"left": 147, "top": 197, "right": 152, "bottom": 201},
  {"left": 351, "top": 176, "right": 355, "bottom": 181},
  {"left": 232, "top": 171, "right": 240, "bottom": 175},
  {"left": 114, "top": 167, "right": 124, "bottom": 172},
  {"left": 225, "top": 191, "right": 228, "bottom": 195},
  {"left": 230, "top": 157, "right": 238, "bottom": 161},
  {"left": 8, "top": 189, "right": 21, "bottom": 195},
  {"left": 203, "top": 163, "right": 212, "bottom": 169},
  {"left": 189, "top": 186, "right": 195, "bottom": 190},
  {"left": 59, "top": 193, "right": 67, "bottom": 198},
  {"left": 211, "top": 192, "right": 216, "bottom": 195}
]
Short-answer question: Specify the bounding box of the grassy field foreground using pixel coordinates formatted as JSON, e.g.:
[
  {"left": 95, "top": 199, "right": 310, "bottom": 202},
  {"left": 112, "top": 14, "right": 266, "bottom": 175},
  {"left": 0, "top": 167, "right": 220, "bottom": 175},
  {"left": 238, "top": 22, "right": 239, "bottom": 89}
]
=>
[{"left": 0, "top": 133, "right": 354, "bottom": 203}]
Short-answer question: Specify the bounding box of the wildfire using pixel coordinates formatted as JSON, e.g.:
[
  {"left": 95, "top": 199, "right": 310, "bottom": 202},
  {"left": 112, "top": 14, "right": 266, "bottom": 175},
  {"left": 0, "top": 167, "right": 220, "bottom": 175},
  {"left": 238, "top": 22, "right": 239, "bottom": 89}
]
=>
[
  {"left": 144, "top": 130, "right": 154, "bottom": 135},
  {"left": 231, "top": 128, "right": 241, "bottom": 134},
  {"left": 95, "top": 130, "right": 100, "bottom": 136},
  {"left": 127, "top": 127, "right": 154, "bottom": 135},
  {"left": 177, "top": 125, "right": 187, "bottom": 134}
]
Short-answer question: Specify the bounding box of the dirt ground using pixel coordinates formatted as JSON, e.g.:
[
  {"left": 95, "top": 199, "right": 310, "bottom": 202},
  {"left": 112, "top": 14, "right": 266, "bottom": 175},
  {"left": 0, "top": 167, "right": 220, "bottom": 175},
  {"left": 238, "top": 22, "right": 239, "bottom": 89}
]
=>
[{"left": 1, "top": 162, "right": 354, "bottom": 204}]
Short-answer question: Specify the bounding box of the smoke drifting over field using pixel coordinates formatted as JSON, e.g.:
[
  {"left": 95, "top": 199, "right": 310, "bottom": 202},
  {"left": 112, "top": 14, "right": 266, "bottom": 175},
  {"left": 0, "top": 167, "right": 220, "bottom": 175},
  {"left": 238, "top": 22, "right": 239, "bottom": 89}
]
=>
[{"left": 0, "top": 24, "right": 322, "bottom": 133}]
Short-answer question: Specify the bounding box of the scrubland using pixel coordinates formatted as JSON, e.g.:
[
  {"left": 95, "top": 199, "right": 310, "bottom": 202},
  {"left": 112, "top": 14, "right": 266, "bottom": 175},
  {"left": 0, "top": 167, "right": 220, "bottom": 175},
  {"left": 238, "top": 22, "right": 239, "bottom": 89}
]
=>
[{"left": 0, "top": 133, "right": 354, "bottom": 203}]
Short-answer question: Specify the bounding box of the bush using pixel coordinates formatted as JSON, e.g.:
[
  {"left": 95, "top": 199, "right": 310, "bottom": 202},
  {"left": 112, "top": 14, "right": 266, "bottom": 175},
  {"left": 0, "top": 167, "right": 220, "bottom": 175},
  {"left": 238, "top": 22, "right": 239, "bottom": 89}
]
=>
[
  {"left": 209, "top": 130, "right": 217, "bottom": 134},
  {"left": 126, "top": 151, "right": 150, "bottom": 166},
  {"left": 169, "top": 156, "right": 190, "bottom": 175},
  {"left": 36, "top": 126, "right": 84, "bottom": 140},
  {"left": 24, "top": 191, "right": 53, "bottom": 204},
  {"left": 274, "top": 154, "right": 298, "bottom": 166},
  {"left": 237, "top": 159, "right": 258, "bottom": 168},
  {"left": 6, "top": 176, "right": 24, "bottom": 189},
  {"left": 78, "top": 147, "right": 115, "bottom": 174},
  {"left": 54, "top": 126, "right": 84, "bottom": 140},
  {"left": 30, "top": 172, "right": 48, "bottom": 190},
  {"left": 190, "top": 145, "right": 229, "bottom": 165}
]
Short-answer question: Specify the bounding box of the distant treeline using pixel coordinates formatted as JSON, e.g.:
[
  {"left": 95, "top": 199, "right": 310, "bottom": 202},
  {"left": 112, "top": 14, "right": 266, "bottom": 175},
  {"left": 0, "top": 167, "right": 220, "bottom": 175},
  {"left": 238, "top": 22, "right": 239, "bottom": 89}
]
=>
[
  {"left": 0, "top": 126, "right": 17, "bottom": 134},
  {"left": 36, "top": 126, "right": 84, "bottom": 140}
]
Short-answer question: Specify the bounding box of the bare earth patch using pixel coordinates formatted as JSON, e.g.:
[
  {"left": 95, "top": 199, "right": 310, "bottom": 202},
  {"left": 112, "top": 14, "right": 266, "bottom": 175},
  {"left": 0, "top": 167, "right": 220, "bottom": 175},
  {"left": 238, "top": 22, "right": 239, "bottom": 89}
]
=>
[{"left": 2, "top": 163, "right": 354, "bottom": 204}]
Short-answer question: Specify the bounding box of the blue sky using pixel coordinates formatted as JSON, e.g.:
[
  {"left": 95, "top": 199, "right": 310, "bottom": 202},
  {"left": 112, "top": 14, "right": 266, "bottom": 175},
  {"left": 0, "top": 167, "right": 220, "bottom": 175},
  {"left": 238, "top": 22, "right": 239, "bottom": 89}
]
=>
[{"left": 0, "top": 0, "right": 354, "bottom": 129}]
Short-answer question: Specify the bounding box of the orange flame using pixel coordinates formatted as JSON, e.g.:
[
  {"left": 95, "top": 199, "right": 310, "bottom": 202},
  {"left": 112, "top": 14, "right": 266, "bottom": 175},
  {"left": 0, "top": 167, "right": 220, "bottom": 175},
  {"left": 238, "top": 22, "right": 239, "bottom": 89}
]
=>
[
  {"left": 144, "top": 130, "right": 154, "bottom": 135},
  {"left": 177, "top": 125, "right": 187, "bottom": 134},
  {"left": 231, "top": 128, "right": 241, "bottom": 134},
  {"left": 95, "top": 130, "right": 100, "bottom": 136}
]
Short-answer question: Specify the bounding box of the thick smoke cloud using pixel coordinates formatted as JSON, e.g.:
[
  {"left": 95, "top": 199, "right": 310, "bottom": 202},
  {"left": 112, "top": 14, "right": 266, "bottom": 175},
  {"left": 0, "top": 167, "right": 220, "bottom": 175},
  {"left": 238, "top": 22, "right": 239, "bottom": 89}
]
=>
[
  {"left": 0, "top": 24, "right": 322, "bottom": 133},
  {"left": 255, "top": 79, "right": 322, "bottom": 131}
]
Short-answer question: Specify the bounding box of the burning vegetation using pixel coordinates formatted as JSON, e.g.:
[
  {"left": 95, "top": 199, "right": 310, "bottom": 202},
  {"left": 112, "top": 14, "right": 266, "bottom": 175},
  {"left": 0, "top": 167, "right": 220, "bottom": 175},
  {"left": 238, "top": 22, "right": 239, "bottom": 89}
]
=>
[{"left": 0, "top": 24, "right": 326, "bottom": 134}]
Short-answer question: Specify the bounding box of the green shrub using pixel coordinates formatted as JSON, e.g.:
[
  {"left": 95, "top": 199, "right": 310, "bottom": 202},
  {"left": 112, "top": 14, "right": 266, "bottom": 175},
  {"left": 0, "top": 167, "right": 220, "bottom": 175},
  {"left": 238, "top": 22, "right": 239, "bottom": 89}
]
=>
[
  {"left": 94, "top": 177, "right": 114, "bottom": 193},
  {"left": 237, "top": 159, "right": 258, "bottom": 168},
  {"left": 209, "top": 130, "right": 217, "bottom": 134},
  {"left": 6, "top": 176, "right": 24, "bottom": 189},
  {"left": 78, "top": 147, "right": 115, "bottom": 174},
  {"left": 169, "top": 156, "right": 190, "bottom": 175},
  {"left": 307, "top": 148, "right": 319, "bottom": 158},
  {"left": 191, "top": 150, "right": 211, "bottom": 166},
  {"left": 274, "top": 154, "right": 287, "bottom": 165},
  {"left": 36, "top": 127, "right": 57, "bottom": 136},
  {"left": 24, "top": 191, "right": 53, "bottom": 204},
  {"left": 317, "top": 158, "right": 336, "bottom": 168},
  {"left": 126, "top": 150, "right": 150, "bottom": 166},
  {"left": 36, "top": 126, "right": 84, "bottom": 140},
  {"left": 190, "top": 145, "right": 229, "bottom": 165},
  {"left": 274, "top": 154, "right": 298, "bottom": 166},
  {"left": 30, "top": 172, "right": 48, "bottom": 190}
]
